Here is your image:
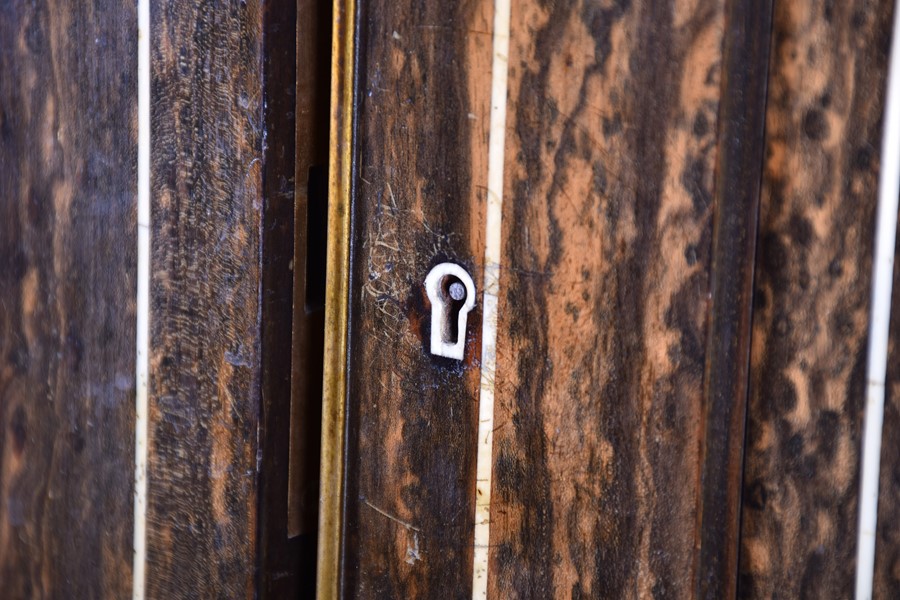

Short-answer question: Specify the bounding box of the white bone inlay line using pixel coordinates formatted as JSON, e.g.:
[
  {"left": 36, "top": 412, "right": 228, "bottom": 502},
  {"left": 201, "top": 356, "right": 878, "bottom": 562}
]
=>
[
  {"left": 855, "top": 2, "right": 900, "bottom": 597},
  {"left": 133, "top": 0, "right": 151, "bottom": 595},
  {"left": 472, "top": 0, "right": 511, "bottom": 596}
]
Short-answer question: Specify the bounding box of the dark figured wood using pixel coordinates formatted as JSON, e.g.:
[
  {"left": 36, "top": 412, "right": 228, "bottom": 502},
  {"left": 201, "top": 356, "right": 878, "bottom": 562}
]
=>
[
  {"left": 695, "top": 0, "right": 773, "bottom": 597},
  {"left": 0, "top": 1, "right": 137, "bottom": 597},
  {"left": 339, "top": 0, "right": 493, "bottom": 597},
  {"left": 877, "top": 15, "right": 900, "bottom": 588},
  {"left": 149, "top": 0, "right": 317, "bottom": 595},
  {"left": 738, "top": 1, "right": 893, "bottom": 597},
  {"left": 878, "top": 238, "right": 900, "bottom": 597},
  {"left": 147, "top": 0, "right": 267, "bottom": 595},
  {"left": 489, "top": 1, "right": 726, "bottom": 597}
]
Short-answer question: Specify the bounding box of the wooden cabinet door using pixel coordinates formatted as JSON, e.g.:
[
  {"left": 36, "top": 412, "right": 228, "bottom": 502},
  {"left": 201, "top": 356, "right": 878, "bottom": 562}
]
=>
[
  {"left": 2, "top": 0, "right": 899, "bottom": 598},
  {"left": 317, "top": 0, "right": 900, "bottom": 598}
]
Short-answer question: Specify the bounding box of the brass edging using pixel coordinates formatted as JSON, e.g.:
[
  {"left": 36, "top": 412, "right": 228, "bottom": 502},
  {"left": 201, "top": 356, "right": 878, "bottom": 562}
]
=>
[{"left": 316, "top": 0, "right": 355, "bottom": 597}]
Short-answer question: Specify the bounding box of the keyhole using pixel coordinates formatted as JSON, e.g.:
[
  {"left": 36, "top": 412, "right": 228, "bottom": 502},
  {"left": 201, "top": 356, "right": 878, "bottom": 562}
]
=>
[
  {"left": 424, "top": 262, "right": 476, "bottom": 360},
  {"left": 441, "top": 275, "right": 467, "bottom": 344}
]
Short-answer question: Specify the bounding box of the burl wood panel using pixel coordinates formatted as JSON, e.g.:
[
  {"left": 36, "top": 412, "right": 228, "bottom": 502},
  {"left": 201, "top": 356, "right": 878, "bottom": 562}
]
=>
[
  {"left": 148, "top": 1, "right": 267, "bottom": 595},
  {"left": 341, "top": 0, "right": 493, "bottom": 596},
  {"left": 738, "top": 1, "right": 893, "bottom": 597},
  {"left": 489, "top": 0, "right": 726, "bottom": 597},
  {"left": 0, "top": 1, "right": 137, "bottom": 597}
]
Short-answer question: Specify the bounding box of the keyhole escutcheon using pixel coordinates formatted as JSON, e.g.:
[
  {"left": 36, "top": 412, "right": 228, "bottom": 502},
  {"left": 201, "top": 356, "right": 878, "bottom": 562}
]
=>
[{"left": 424, "top": 263, "right": 476, "bottom": 360}]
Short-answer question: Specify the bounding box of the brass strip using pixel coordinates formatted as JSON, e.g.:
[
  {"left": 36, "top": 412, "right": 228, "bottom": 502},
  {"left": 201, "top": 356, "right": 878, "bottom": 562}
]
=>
[{"left": 316, "top": 0, "right": 356, "bottom": 596}]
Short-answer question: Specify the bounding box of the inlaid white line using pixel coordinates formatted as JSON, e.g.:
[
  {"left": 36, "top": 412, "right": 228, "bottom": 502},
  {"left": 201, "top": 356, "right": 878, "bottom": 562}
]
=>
[
  {"left": 856, "top": 3, "right": 900, "bottom": 598},
  {"left": 472, "top": 0, "right": 510, "bottom": 597},
  {"left": 133, "top": 0, "right": 150, "bottom": 596}
]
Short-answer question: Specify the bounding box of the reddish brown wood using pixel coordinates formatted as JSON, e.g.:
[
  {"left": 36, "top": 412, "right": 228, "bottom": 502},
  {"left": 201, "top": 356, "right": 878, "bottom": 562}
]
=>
[{"left": 489, "top": 1, "right": 727, "bottom": 597}]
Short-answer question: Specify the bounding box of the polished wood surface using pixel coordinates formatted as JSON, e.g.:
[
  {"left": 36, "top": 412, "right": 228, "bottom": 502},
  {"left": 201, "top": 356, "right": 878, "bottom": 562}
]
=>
[
  {"left": 339, "top": 0, "right": 493, "bottom": 596},
  {"left": 739, "top": 1, "right": 894, "bottom": 597},
  {"left": 2, "top": 0, "right": 899, "bottom": 597},
  {"left": 0, "top": 1, "right": 137, "bottom": 596},
  {"left": 492, "top": 0, "right": 731, "bottom": 597},
  {"left": 330, "top": 0, "right": 786, "bottom": 596},
  {"left": 330, "top": 0, "right": 900, "bottom": 597}
]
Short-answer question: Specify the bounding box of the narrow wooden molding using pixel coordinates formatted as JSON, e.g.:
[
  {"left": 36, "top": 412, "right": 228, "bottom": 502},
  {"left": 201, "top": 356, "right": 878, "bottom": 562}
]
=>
[{"left": 695, "top": 0, "right": 774, "bottom": 597}]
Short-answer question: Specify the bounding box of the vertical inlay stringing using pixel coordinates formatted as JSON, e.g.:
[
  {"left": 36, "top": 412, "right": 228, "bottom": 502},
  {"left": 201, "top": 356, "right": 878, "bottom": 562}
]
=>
[
  {"left": 856, "top": 2, "right": 900, "bottom": 597},
  {"left": 472, "top": 0, "right": 511, "bottom": 597},
  {"left": 132, "top": 0, "right": 151, "bottom": 595}
]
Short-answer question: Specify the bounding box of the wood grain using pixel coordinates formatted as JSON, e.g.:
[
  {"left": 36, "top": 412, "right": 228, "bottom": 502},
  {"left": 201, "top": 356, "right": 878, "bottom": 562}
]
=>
[
  {"left": 489, "top": 1, "right": 726, "bottom": 597},
  {"left": 0, "top": 0, "right": 137, "bottom": 597},
  {"left": 738, "top": 1, "right": 894, "bottom": 597},
  {"left": 339, "top": 0, "right": 494, "bottom": 597},
  {"left": 876, "top": 9, "right": 900, "bottom": 589},
  {"left": 695, "top": 0, "right": 773, "bottom": 596},
  {"left": 147, "top": 1, "right": 265, "bottom": 595},
  {"left": 877, "top": 234, "right": 900, "bottom": 597}
]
